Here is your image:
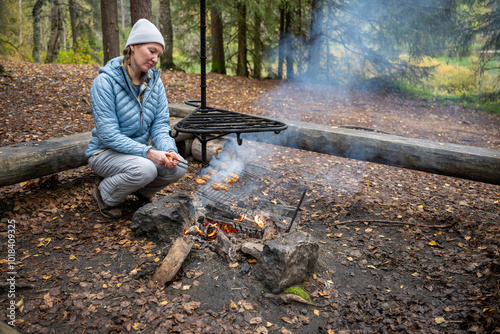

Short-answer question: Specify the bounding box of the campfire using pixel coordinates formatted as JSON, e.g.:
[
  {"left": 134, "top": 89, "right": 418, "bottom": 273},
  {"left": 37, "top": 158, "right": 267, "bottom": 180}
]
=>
[{"left": 184, "top": 213, "right": 267, "bottom": 241}]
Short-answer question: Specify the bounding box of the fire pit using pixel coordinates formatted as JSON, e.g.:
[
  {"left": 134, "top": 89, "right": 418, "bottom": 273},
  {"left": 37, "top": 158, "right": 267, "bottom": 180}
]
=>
[{"left": 170, "top": 0, "right": 287, "bottom": 166}]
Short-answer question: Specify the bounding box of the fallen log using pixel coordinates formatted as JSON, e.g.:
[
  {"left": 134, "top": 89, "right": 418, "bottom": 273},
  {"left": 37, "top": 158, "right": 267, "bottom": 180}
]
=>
[
  {"left": 148, "top": 236, "right": 194, "bottom": 288},
  {"left": 0, "top": 116, "right": 192, "bottom": 187},
  {"left": 1, "top": 103, "right": 499, "bottom": 186},
  {"left": 242, "top": 120, "right": 500, "bottom": 185}
]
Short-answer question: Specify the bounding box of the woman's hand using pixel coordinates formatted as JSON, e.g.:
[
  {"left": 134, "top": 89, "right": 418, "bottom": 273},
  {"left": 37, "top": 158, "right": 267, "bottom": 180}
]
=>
[
  {"left": 147, "top": 149, "right": 182, "bottom": 168},
  {"left": 164, "top": 151, "right": 182, "bottom": 169},
  {"left": 146, "top": 149, "right": 170, "bottom": 166}
]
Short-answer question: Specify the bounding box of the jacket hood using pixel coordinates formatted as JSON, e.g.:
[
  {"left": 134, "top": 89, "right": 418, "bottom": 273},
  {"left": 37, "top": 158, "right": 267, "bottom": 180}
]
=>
[{"left": 99, "top": 56, "right": 160, "bottom": 90}]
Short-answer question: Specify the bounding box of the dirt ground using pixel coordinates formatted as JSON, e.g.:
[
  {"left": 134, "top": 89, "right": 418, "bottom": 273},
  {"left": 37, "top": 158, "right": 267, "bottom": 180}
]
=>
[{"left": 0, "top": 61, "right": 499, "bottom": 334}]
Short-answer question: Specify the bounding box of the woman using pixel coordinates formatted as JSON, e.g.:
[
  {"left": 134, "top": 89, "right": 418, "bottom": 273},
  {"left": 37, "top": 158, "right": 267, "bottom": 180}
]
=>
[{"left": 85, "top": 19, "right": 186, "bottom": 218}]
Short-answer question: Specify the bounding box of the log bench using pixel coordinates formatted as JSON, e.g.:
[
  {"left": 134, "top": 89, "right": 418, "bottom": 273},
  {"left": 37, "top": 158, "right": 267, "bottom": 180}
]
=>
[{"left": 0, "top": 103, "right": 499, "bottom": 187}]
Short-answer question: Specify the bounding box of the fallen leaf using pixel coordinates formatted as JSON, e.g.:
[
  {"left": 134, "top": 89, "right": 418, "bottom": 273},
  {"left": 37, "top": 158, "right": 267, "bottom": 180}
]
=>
[{"left": 435, "top": 316, "right": 447, "bottom": 324}]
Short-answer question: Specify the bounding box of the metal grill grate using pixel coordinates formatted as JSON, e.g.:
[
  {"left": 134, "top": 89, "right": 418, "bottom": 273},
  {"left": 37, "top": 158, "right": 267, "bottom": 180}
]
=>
[
  {"left": 195, "top": 164, "right": 269, "bottom": 216},
  {"left": 175, "top": 105, "right": 288, "bottom": 134}
]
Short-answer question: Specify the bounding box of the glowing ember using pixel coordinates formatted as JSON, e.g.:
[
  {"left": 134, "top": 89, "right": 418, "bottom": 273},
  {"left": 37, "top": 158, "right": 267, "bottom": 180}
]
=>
[{"left": 254, "top": 215, "right": 264, "bottom": 228}]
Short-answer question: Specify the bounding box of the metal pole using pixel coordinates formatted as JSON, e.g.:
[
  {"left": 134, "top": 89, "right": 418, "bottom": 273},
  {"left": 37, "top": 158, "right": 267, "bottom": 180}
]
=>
[
  {"left": 285, "top": 189, "right": 307, "bottom": 233},
  {"left": 200, "top": 0, "right": 207, "bottom": 110}
]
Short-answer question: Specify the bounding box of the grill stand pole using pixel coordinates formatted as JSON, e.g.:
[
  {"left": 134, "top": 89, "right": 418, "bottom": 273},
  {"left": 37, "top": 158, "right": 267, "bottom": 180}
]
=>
[
  {"left": 170, "top": 0, "right": 287, "bottom": 167},
  {"left": 200, "top": 0, "right": 207, "bottom": 111}
]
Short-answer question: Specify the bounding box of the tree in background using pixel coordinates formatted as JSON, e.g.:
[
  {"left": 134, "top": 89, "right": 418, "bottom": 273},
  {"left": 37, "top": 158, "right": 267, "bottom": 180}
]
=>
[
  {"left": 32, "top": 0, "right": 45, "bottom": 62},
  {"left": 130, "top": 0, "right": 152, "bottom": 25},
  {"left": 159, "top": 0, "right": 175, "bottom": 69},
  {"left": 210, "top": 2, "right": 226, "bottom": 74},
  {"left": 252, "top": 3, "right": 264, "bottom": 78},
  {"left": 236, "top": 0, "right": 248, "bottom": 77},
  {"left": 45, "top": 0, "right": 63, "bottom": 63},
  {"left": 69, "top": 0, "right": 78, "bottom": 50},
  {"left": 101, "top": 0, "right": 120, "bottom": 63}
]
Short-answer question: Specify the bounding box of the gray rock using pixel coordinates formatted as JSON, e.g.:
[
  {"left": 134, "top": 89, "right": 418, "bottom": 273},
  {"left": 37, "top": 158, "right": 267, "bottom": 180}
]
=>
[
  {"left": 131, "top": 192, "right": 195, "bottom": 244},
  {"left": 253, "top": 231, "right": 319, "bottom": 293}
]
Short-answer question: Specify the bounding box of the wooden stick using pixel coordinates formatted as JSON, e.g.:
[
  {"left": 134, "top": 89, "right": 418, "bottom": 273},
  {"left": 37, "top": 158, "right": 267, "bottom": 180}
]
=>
[
  {"left": 336, "top": 219, "right": 453, "bottom": 228},
  {"left": 148, "top": 237, "right": 194, "bottom": 288}
]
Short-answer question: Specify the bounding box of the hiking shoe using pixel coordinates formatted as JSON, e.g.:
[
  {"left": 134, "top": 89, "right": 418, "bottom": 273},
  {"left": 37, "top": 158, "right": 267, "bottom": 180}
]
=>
[
  {"left": 132, "top": 191, "right": 152, "bottom": 205},
  {"left": 92, "top": 185, "right": 122, "bottom": 219}
]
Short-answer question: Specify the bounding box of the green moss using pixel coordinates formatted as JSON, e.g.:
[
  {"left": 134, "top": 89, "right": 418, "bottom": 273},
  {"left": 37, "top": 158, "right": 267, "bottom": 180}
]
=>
[{"left": 282, "top": 286, "right": 312, "bottom": 301}]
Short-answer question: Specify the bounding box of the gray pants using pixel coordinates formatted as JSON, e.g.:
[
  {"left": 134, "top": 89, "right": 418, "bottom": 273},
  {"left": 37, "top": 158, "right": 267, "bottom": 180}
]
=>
[{"left": 88, "top": 149, "right": 186, "bottom": 207}]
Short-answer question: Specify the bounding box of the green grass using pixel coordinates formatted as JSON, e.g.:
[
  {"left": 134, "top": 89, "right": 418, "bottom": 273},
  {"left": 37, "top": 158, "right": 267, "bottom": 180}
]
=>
[
  {"left": 392, "top": 80, "right": 500, "bottom": 114},
  {"left": 282, "top": 285, "right": 312, "bottom": 301}
]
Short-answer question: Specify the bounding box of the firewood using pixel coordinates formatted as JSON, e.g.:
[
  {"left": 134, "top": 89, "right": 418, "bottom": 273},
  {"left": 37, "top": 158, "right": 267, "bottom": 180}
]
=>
[
  {"left": 148, "top": 237, "right": 194, "bottom": 288},
  {"left": 210, "top": 229, "right": 238, "bottom": 263}
]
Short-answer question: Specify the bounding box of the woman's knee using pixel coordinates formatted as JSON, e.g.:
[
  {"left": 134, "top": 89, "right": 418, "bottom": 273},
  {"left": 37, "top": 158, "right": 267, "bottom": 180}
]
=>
[{"left": 128, "top": 160, "right": 158, "bottom": 185}]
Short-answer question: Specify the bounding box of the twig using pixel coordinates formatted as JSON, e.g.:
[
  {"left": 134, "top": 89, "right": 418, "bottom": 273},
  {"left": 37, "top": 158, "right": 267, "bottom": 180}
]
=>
[
  {"left": 0, "top": 283, "right": 36, "bottom": 290},
  {"left": 336, "top": 219, "right": 453, "bottom": 228},
  {"left": 62, "top": 125, "right": 74, "bottom": 134}
]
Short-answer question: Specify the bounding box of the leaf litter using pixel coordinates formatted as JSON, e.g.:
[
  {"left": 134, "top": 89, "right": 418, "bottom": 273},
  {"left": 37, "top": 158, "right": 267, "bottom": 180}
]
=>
[{"left": 0, "top": 60, "right": 499, "bottom": 333}]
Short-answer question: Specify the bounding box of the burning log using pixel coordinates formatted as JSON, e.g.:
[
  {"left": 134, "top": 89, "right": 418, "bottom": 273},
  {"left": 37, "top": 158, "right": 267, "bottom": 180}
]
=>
[
  {"left": 210, "top": 228, "right": 238, "bottom": 264},
  {"left": 148, "top": 236, "right": 194, "bottom": 288}
]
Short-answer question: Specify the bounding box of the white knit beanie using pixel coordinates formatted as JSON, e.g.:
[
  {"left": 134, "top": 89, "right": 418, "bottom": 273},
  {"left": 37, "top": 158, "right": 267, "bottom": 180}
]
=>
[{"left": 125, "top": 19, "right": 165, "bottom": 50}]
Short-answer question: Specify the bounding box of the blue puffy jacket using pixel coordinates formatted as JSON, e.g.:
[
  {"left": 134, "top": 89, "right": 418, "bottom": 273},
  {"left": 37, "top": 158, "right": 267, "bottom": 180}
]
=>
[{"left": 85, "top": 56, "right": 177, "bottom": 159}]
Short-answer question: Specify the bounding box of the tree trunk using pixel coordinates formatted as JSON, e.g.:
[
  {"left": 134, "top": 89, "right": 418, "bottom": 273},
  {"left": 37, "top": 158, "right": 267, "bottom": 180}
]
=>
[
  {"left": 120, "top": 0, "right": 125, "bottom": 30},
  {"left": 101, "top": 0, "right": 120, "bottom": 64},
  {"left": 285, "top": 6, "right": 294, "bottom": 80},
  {"left": 32, "top": 0, "right": 45, "bottom": 63},
  {"left": 69, "top": 0, "right": 77, "bottom": 50},
  {"left": 252, "top": 4, "right": 263, "bottom": 78},
  {"left": 210, "top": 4, "right": 226, "bottom": 74},
  {"left": 159, "top": 0, "right": 175, "bottom": 69},
  {"left": 19, "top": 0, "right": 23, "bottom": 44},
  {"left": 278, "top": 4, "right": 285, "bottom": 79},
  {"left": 45, "top": 0, "right": 63, "bottom": 63},
  {"left": 130, "top": 0, "right": 152, "bottom": 25},
  {"left": 236, "top": 0, "right": 248, "bottom": 77},
  {"left": 306, "top": 0, "right": 324, "bottom": 78}
]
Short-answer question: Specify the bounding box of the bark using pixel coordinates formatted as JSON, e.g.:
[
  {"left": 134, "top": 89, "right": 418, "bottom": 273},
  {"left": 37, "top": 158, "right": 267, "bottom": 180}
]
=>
[
  {"left": 210, "top": 4, "right": 226, "bottom": 74},
  {"left": 68, "top": 0, "right": 77, "bottom": 50},
  {"left": 252, "top": 5, "right": 263, "bottom": 78},
  {"left": 101, "top": 0, "right": 120, "bottom": 64},
  {"left": 130, "top": 0, "right": 152, "bottom": 25},
  {"left": 148, "top": 237, "right": 194, "bottom": 288},
  {"left": 32, "top": 0, "right": 45, "bottom": 63},
  {"left": 278, "top": 5, "right": 285, "bottom": 79},
  {"left": 45, "top": 0, "right": 63, "bottom": 63},
  {"left": 159, "top": 0, "right": 175, "bottom": 69},
  {"left": 236, "top": 0, "right": 248, "bottom": 77}
]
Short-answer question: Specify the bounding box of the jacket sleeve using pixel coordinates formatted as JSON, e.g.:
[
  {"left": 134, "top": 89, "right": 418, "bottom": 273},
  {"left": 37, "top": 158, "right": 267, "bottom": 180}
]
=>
[
  {"left": 149, "top": 80, "right": 178, "bottom": 153},
  {"left": 91, "top": 75, "right": 151, "bottom": 157}
]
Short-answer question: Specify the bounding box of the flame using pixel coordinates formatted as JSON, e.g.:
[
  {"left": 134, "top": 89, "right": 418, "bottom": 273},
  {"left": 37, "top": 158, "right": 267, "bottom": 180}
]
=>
[
  {"left": 234, "top": 214, "right": 247, "bottom": 222},
  {"left": 206, "top": 223, "right": 218, "bottom": 240},
  {"left": 184, "top": 225, "right": 204, "bottom": 237},
  {"left": 254, "top": 215, "right": 264, "bottom": 228}
]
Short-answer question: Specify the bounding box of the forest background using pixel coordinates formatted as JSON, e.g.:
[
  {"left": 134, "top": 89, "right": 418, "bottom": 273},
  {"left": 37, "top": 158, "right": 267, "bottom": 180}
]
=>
[{"left": 0, "top": 0, "right": 499, "bottom": 113}]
